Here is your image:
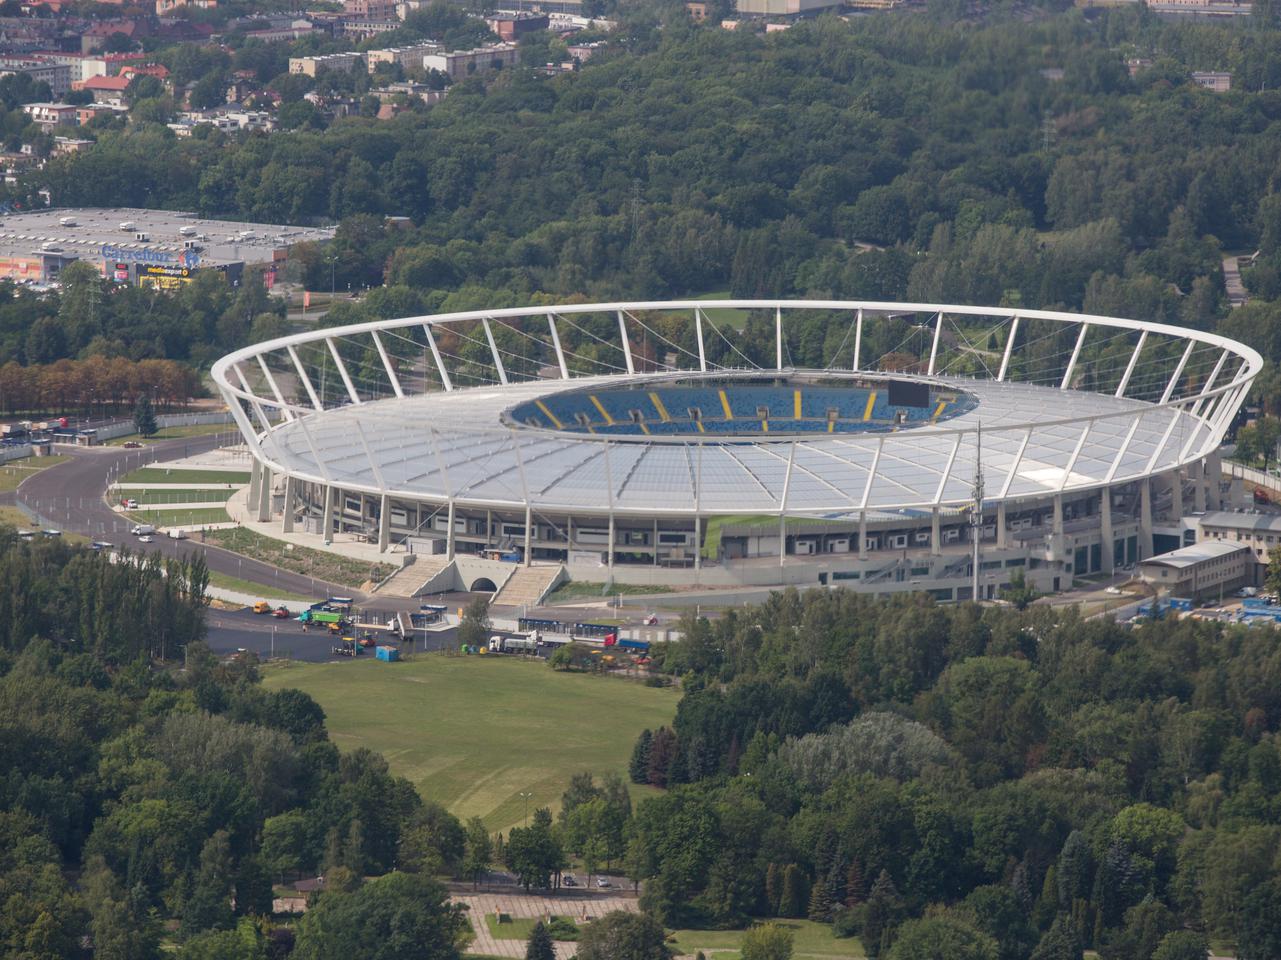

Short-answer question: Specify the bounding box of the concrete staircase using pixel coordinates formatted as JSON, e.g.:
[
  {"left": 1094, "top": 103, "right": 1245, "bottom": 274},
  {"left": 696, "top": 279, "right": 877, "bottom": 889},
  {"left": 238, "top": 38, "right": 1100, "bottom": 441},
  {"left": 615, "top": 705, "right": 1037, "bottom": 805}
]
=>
[
  {"left": 376, "top": 555, "right": 454, "bottom": 598},
  {"left": 492, "top": 564, "right": 565, "bottom": 608}
]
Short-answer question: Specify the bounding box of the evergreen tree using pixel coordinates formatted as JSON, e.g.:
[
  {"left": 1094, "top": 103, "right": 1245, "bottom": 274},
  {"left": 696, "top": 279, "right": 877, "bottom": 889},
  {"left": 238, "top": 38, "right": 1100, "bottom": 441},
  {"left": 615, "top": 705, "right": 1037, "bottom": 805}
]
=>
[
  {"left": 807, "top": 878, "right": 834, "bottom": 922},
  {"left": 630, "top": 730, "right": 653, "bottom": 784},
  {"left": 845, "top": 860, "right": 866, "bottom": 906},
  {"left": 765, "top": 863, "right": 782, "bottom": 916},
  {"left": 133, "top": 393, "right": 158, "bottom": 437},
  {"left": 526, "top": 920, "right": 555, "bottom": 960},
  {"left": 779, "top": 864, "right": 810, "bottom": 919},
  {"left": 864, "top": 871, "right": 905, "bottom": 960},
  {"left": 1030, "top": 915, "right": 1083, "bottom": 960}
]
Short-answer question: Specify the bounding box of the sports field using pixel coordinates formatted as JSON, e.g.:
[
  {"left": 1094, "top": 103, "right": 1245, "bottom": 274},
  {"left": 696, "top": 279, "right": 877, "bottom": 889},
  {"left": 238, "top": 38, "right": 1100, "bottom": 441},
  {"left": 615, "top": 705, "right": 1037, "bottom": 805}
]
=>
[{"left": 262, "top": 656, "right": 679, "bottom": 831}]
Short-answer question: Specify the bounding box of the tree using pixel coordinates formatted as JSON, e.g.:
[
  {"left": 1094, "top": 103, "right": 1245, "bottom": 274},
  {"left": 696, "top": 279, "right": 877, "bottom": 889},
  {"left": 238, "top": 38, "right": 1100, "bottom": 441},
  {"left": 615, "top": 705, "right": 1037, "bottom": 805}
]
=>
[
  {"left": 457, "top": 598, "right": 490, "bottom": 648},
  {"left": 575, "top": 911, "right": 670, "bottom": 960},
  {"left": 133, "top": 394, "right": 157, "bottom": 437},
  {"left": 742, "top": 923, "right": 794, "bottom": 960},
  {"left": 864, "top": 871, "right": 905, "bottom": 960},
  {"left": 292, "top": 872, "right": 467, "bottom": 960},
  {"left": 525, "top": 921, "right": 555, "bottom": 960},
  {"left": 1239, "top": 877, "right": 1281, "bottom": 960},
  {"left": 1030, "top": 915, "right": 1083, "bottom": 960},
  {"left": 504, "top": 811, "right": 564, "bottom": 892},
  {"left": 630, "top": 729, "right": 654, "bottom": 783},
  {"left": 778, "top": 864, "right": 810, "bottom": 919},
  {"left": 1150, "top": 932, "right": 1208, "bottom": 960},
  {"left": 461, "top": 817, "right": 492, "bottom": 887},
  {"left": 885, "top": 917, "right": 999, "bottom": 960}
]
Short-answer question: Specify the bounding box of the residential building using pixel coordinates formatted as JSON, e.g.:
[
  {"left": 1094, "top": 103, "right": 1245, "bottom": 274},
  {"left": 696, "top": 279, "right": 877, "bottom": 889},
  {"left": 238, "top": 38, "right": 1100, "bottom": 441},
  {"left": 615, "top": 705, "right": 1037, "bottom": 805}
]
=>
[
  {"left": 366, "top": 43, "right": 441, "bottom": 73},
  {"left": 1137, "top": 540, "right": 1251, "bottom": 599},
  {"left": 422, "top": 43, "right": 518, "bottom": 80},
  {"left": 288, "top": 52, "right": 364, "bottom": 76},
  {"left": 22, "top": 102, "right": 78, "bottom": 127},
  {"left": 485, "top": 12, "right": 549, "bottom": 39},
  {"left": 0, "top": 57, "right": 71, "bottom": 96},
  {"left": 155, "top": 0, "right": 216, "bottom": 11},
  {"left": 344, "top": 0, "right": 397, "bottom": 18},
  {"left": 734, "top": 0, "right": 840, "bottom": 14},
  {"left": 1192, "top": 70, "right": 1231, "bottom": 91},
  {"left": 685, "top": 2, "right": 709, "bottom": 20},
  {"left": 76, "top": 74, "right": 132, "bottom": 103},
  {"left": 339, "top": 17, "right": 401, "bottom": 36}
]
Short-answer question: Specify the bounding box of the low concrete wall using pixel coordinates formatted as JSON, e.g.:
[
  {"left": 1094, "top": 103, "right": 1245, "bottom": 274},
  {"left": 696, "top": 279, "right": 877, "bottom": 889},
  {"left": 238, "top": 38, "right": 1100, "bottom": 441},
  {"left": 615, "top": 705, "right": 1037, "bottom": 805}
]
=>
[{"left": 452, "top": 555, "right": 516, "bottom": 594}]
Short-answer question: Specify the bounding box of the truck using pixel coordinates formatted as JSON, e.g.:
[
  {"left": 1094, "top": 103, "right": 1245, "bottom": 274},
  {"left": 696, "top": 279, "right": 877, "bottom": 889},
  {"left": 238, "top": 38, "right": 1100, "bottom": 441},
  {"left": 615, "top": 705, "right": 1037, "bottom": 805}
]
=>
[
  {"left": 130, "top": 524, "right": 156, "bottom": 536},
  {"left": 167, "top": 529, "right": 187, "bottom": 540},
  {"left": 298, "top": 609, "right": 345, "bottom": 626}
]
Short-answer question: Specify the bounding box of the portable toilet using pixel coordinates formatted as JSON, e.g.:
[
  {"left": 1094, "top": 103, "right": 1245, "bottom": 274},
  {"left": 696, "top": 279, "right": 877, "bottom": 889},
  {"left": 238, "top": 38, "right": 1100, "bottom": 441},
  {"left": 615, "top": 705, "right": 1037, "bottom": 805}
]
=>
[{"left": 376, "top": 646, "right": 400, "bottom": 662}]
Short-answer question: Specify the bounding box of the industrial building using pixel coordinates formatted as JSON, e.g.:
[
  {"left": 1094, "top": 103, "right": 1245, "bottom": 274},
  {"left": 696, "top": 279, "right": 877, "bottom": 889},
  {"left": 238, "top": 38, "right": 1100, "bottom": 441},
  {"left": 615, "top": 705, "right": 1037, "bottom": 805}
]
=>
[{"left": 0, "top": 207, "right": 334, "bottom": 287}]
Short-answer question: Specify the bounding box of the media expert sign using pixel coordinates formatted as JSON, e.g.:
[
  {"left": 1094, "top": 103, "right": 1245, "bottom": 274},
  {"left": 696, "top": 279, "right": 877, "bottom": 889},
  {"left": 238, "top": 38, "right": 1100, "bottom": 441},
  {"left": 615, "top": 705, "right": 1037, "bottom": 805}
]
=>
[
  {"left": 138, "top": 264, "right": 193, "bottom": 290},
  {"left": 99, "top": 244, "right": 200, "bottom": 269}
]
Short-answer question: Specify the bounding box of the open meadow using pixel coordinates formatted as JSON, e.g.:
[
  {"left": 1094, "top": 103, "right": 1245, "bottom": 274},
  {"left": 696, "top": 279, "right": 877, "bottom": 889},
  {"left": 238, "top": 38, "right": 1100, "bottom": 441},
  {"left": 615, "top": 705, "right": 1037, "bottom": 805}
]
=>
[{"left": 262, "top": 655, "right": 679, "bottom": 831}]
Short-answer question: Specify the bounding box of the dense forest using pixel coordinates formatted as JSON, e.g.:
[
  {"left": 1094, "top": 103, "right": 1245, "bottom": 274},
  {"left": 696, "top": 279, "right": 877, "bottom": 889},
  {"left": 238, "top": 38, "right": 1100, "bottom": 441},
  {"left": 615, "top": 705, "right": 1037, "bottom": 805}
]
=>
[
  {"left": 0, "top": 534, "right": 488, "bottom": 959},
  {"left": 17, "top": 6, "right": 1281, "bottom": 407},
  {"left": 613, "top": 592, "right": 1281, "bottom": 960}
]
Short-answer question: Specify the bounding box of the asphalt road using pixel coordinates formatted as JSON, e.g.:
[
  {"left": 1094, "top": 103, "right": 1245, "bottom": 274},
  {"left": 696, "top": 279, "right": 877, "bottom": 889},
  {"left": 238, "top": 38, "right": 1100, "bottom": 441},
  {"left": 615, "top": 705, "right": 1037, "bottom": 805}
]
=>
[
  {"left": 204, "top": 607, "right": 465, "bottom": 662},
  {"left": 12, "top": 436, "right": 361, "bottom": 603}
]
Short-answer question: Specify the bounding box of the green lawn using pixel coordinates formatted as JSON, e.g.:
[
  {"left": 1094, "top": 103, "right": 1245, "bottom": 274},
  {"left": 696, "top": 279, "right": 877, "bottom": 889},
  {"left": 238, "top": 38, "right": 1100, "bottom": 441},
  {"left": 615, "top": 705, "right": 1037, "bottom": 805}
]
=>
[
  {"left": 261, "top": 656, "right": 679, "bottom": 831},
  {"left": 121, "top": 468, "right": 250, "bottom": 486},
  {"left": 206, "top": 526, "right": 394, "bottom": 589},
  {"left": 122, "top": 488, "right": 237, "bottom": 504},
  {"left": 206, "top": 571, "right": 313, "bottom": 603},
  {"left": 0, "top": 455, "right": 69, "bottom": 493},
  {"left": 484, "top": 916, "right": 539, "bottom": 941},
  {"left": 689, "top": 290, "right": 751, "bottom": 331},
  {"left": 669, "top": 920, "right": 863, "bottom": 959},
  {"left": 544, "top": 580, "right": 673, "bottom": 604},
  {"left": 105, "top": 423, "right": 240, "bottom": 445},
  {"left": 126, "top": 507, "right": 231, "bottom": 526}
]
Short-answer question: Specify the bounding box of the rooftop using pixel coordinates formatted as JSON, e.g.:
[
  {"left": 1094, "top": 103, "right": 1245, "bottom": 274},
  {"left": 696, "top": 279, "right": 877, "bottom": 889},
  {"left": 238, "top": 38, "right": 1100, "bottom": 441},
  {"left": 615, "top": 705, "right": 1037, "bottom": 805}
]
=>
[
  {"left": 1199, "top": 510, "right": 1281, "bottom": 533},
  {"left": 0, "top": 207, "right": 334, "bottom": 267},
  {"left": 1141, "top": 540, "right": 1250, "bottom": 570}
]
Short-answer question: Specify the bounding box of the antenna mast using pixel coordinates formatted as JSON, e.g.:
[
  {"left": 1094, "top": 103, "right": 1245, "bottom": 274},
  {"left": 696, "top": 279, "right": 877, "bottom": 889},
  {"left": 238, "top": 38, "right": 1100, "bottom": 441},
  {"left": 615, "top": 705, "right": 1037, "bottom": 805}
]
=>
[{"left": 971, "top": 424, "right": 984, "bottom": 603}]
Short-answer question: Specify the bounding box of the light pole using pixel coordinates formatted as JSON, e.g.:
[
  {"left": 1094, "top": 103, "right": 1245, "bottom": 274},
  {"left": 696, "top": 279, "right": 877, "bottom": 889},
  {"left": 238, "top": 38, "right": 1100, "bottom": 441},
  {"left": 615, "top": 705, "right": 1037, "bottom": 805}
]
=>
[{"left": 519, "top": 791, "right": 533, "bottom": 826}]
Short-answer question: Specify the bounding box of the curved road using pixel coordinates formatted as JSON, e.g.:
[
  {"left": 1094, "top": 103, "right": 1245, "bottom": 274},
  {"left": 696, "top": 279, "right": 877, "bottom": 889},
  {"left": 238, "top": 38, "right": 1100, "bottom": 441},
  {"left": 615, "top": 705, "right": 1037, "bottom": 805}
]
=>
[{"left": 11, "top": 436, "right": 362, "bottom": 603}]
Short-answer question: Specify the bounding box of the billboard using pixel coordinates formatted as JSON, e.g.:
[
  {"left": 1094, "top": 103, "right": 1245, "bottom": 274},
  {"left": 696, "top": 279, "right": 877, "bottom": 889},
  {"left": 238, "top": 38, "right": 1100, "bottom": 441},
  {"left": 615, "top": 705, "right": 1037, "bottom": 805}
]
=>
[{"left": 137, "top": 263, "right": 193, "bottom": 290}]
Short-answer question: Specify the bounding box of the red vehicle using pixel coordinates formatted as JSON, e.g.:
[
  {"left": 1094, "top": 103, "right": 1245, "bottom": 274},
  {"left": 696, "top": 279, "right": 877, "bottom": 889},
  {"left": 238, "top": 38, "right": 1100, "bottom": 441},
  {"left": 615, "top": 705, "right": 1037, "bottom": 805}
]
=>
[
  {"left": 273, "top": 606, "right": 292, "bottom": 619},
  {"left": 1255, "top": 488, "right": 1271, "bottom": 505}
]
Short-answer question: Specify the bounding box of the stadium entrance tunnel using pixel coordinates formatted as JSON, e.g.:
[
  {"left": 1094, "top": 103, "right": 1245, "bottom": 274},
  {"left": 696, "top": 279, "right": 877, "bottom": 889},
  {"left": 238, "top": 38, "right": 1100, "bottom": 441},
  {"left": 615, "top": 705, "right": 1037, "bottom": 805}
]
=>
[
  {"left": 469, "top": 578, "right": 498, "bottom": 593},
  {"left": 503, "top": 374, "right": 977, "bottom": 438}
]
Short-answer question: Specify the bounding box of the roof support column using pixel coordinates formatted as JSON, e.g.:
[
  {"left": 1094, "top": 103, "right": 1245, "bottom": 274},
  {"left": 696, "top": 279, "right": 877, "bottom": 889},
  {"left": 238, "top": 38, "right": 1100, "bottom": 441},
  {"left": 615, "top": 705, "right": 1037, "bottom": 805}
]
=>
[
  {"left": 282, "top": 475, "right": 297, "bottom": 533},
  {"left": 931, "top": 507, "right": 941, "bottom": 556},
  {"left": 1115, "top": 330, "right": 1148, "bottom": 398},
  {"left": 617, "top": 311, "right": 635, "bottom": 375},
  {"left": 322, "top": 484, "right": 334, "bottom": 545},
  {"left": 548, "top": 313, "right": 569, "bottom": 379},
  {"left": 423, "top": 323, "right": 453, "bottom": 391},
  {"left": 369, "top": 330, "right": 404, "bottom": 399},
  {"left": 1061, "top": 322, "right": 1089, "bottom": 390},
  {"left": 1139, "top": 477, "right": 1154, "bottom": 560},
  {"left": 1207, "top": 448, "right": 1224, "bottom": 510},
  {"left": 446, "top": 499, "right": 455, "bottom": 560},
  {"left": 694, "top": 307, "right": 707, "bottom": 372},
  {"left": 858, "top": 510, "right": 867, "bottom": 559},
  {"left": 607, "top": 514, "right": 615, "bottom": 576},
  {"left": 1100, "top": 489, "right": 1113, "bottom": 574},
  {"left": 1050, "top": 494, "right": 1063, "bottom": 563},
  {"left": 779, "top": 439, "right": 796, "bottom": 565},
  {"left": 482, "top": 317, "right": 508, "bottom": 386},
  {"left": 258, "top": 465, "right": 272, "bottom": 523},
  {"left": 997, "top": 315, "right": 1019, "bottom": 382},
  {"left": 996, "top": 502, "right": 1007, "bottom": 549},
  {"left": 852, "top": 308, "right": 863, "bottom": 372},
  {"left": 378, "top": 494, "right": 390, "bottom": 553},
  {"left": 1170, "top": 466, "right": 1184, "bottom": 521},
  {"left": 775, "top": 305, "right": 784, "bottom": 371},
  {"left": 1192, "top": 459, "right": 1207, "bottom": 513},
  {"left": 524, "top": 504, "right": 532, "bottom": 568},
  {"left": 927, "top": 312, "right": 943, "bottom": 377}
]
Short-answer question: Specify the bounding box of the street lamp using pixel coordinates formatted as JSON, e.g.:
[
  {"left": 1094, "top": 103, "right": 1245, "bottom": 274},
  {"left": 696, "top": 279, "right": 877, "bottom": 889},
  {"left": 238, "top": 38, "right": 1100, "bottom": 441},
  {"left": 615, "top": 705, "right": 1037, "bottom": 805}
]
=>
[{"left": 519, "top": 791, "right": 533, "bottom": 826}]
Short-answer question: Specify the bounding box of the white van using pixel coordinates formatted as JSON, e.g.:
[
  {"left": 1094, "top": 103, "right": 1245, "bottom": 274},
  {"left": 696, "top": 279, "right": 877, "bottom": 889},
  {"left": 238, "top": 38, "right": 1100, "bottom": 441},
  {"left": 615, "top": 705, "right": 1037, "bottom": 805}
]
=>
[{"left": 130, "top": 524, "right": 156, "bottom": 536}]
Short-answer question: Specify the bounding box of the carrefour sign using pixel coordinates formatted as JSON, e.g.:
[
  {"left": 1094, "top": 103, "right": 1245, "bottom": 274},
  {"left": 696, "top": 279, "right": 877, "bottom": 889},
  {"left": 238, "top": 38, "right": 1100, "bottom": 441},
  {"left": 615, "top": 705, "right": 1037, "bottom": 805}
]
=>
[{"left": 100, "top": 244, "right": 200, "bottom": 269}]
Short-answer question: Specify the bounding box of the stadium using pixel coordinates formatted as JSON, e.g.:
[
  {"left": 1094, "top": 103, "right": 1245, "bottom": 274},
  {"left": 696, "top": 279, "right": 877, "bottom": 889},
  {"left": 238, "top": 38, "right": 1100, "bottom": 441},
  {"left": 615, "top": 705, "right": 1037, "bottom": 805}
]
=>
[{"left": 211, "top": 301, "right": 1260, "bottom": 604}]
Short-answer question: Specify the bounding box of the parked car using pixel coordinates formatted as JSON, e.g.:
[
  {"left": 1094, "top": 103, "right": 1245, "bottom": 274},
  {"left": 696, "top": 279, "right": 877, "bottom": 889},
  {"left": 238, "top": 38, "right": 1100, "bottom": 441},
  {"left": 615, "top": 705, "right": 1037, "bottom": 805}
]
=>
[
  {"left": 563, "top": 875, "right": 577, "bottom": 887},
  {"left": 273, "top": 606, "right": 292, "bottom": 618},
  {"left": 122, "top": 441, "right": 142, "bottom": 449},
  {"left": 137, "top": 535, "right": 153, "bottom": 543},
  {"left": 596, "top": 878, "right": 611, "bottom": 888}
]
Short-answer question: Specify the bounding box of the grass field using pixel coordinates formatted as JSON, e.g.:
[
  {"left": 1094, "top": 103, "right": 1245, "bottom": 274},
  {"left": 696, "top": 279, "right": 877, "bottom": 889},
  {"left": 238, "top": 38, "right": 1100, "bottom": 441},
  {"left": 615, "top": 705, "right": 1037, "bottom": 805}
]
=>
[
  {"left": 105, "top": 423, "right": 241, "bottom": 445},
  {"left": 689, "top": 290, "right": 751, "bottom": 331},
  {"left": 484, "top": 916, "right": 539, "bottom": 940},
  {"left": 207, "top": 527, "right": 394, "bottom": 588},
  {"left": 261, "top": 656, "right": 679, "bottom": 831},
  {"left": 0, "top": 454, "right": 69, "bottom": 493},
  {"left": 121, "top": 488, "right": 237, "bottom": 504},
  {"left": 206, "top": 571, "right": 313, "bottom": 603},
  {"left": 121, "top": 468, "right": 250, "bottom": 486},
  {"left": 669, "top": 920, "right": 864, "bottom": 959},
  {"left": 126, "top": 507, "right": 231, "bottom": 526},
  {"left": 544, "top": 580, "right": 673, "bottom": 604}
]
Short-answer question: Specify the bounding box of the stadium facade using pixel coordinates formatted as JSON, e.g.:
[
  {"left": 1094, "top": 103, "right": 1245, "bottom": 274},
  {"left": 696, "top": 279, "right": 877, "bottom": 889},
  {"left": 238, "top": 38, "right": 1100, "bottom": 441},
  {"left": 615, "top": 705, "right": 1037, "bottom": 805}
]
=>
[{"left": 212, "top": 301, "right": 1259, "bottom": 601}]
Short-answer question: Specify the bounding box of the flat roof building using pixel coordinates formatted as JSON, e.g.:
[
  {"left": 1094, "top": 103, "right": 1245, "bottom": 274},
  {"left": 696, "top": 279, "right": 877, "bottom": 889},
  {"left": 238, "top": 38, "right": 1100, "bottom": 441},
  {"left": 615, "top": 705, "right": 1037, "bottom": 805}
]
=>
[
  {"left": 288, "top": 52, "right": 364, "bottom": 76},
  {"left": 0, "top": 207, "right": 334, "bottom": 288},
  {"left": 422, "top": 43, "right": 518, "bottom": 80},
  {"left": 1138, "top": 540, "right": 1251, "bottom": 599}
]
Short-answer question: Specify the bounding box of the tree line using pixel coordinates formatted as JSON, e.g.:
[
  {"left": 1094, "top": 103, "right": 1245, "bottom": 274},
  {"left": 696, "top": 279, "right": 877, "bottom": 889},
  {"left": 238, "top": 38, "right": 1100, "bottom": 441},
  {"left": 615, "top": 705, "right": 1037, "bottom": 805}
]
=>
[{"left": 612, "top": 590, "right": 1281, "bottom": 960}]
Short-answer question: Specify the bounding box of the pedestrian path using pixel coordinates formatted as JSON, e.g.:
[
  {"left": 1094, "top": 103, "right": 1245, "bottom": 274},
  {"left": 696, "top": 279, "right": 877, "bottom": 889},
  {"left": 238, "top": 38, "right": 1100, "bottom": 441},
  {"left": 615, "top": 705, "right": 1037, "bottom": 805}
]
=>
[{"left": 454, "top": 892, "right": 640, "bottom": 960}]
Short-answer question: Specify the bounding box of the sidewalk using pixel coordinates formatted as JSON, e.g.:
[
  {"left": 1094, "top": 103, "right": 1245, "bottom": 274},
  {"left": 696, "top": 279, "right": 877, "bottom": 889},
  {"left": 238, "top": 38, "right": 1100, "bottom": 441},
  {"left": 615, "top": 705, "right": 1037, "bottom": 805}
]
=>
[
  {"left": 455, "top": 892, "right": 640, "bottom": 960},
  {"left": 226, "top": 486, "right": 412, "bottom": 566}
]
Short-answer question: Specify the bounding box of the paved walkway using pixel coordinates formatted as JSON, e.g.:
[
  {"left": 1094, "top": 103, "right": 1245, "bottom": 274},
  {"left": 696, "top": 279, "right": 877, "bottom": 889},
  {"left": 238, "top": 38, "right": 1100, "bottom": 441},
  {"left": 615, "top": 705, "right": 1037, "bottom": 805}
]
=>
[{"left": 456, "top": 892, "right": 640, "bottom": 960}]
